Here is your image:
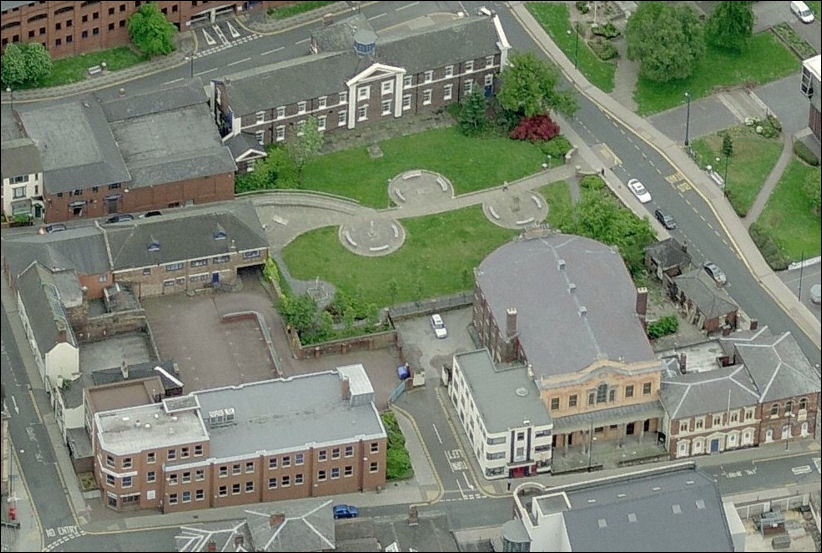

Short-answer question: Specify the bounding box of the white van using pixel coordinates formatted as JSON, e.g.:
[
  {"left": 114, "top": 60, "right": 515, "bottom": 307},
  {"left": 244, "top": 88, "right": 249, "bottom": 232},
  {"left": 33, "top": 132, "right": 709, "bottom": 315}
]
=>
[{"left": 791, "top": 1, "right": 815, "bottom": 23}]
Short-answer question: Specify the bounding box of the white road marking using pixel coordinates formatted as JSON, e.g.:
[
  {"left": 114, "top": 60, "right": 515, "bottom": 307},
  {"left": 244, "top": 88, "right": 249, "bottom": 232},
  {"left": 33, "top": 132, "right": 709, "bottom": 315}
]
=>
[
  {"left": 396, "top": 1, "right": 420, "bottom": 10},
  {"left": 295, "top": 38, "right": 310, "bottom": 45},
  {"left": 260, "top": 46, "right": 285, "bottom": 56},
  {"left": 462, "top": 471, "right": 474, "bottom": 490},
  {"left": 11, "top": 395, "right": 19, "bottom": 415},
  {"left": 163, "top": 78, "right": 184, "bottom": 85},
  {"left": 227, "top": 57, "right": 251, "bottom": 67},
  {"left": 432, "top": 423, "right": 443, "bottom": 444},
  {"left": 367, "top": 12, "right": 387, "bottom": 21},
  {"left": 791, "top": 465, "right": 812, "bottom": 475}
]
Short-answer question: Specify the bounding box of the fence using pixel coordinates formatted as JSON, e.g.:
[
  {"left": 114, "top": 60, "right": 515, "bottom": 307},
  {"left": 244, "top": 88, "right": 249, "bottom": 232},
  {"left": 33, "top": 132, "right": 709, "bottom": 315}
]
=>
[
  {"left": 388, "top": 379, "right": 407, "bottom": 404},
  {"left": 735, "top": 494, "right": 810, "bottom": 520},
  {"left": 287, "top": 326, "right": 400, "bottom": 361},
  {"left": 388, "top": 291, "right": 474, "bottom": 322}
]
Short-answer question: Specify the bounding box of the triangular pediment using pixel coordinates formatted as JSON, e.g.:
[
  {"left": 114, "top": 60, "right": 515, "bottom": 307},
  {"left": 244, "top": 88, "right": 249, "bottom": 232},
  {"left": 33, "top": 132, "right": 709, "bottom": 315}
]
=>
[{"left": 347, "top": 62, "right": 405, "bottom": 86}]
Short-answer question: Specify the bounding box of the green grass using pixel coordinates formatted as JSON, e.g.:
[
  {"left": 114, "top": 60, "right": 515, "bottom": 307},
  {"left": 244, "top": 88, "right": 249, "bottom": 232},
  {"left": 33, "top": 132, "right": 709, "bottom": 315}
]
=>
[
  {"left": 807, "top": 1, "right": 821, "bottom": 17},
  {"left": 689, "top": 128, "right": 783, "bottom": 217},
  {"left": 282, "top": 206, "right": 517, "bottom": 307},
  {"left": 634, "top": 33, "right": 797, "bottom": 115},
  {"left": 537, "top": 180, "right": 573, "bottom": 228},
  {"left": 268, "top": 1, "right": 335, "bottom": 19},
  {"left": 25, "top": 47, "right": 148, "bottom": 89},
  {"left": 526, "top": 2, "right": 616, "bottom": 92},
  {"left": 756, "top": 160, "right": 821, "bottom": 261},
  {"left": 301, "top": 127, "right": 545, "bottom": 207}
]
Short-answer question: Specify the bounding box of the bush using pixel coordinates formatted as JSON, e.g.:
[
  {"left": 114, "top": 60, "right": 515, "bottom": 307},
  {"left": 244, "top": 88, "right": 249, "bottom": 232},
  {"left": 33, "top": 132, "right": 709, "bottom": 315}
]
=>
[
  {"left": 510, "top": 114, "right": 560, "bottom": 142},
  {"left": 591, "top": 22, "right": 620, "bottom": 39},
  {"left": 12, "top": 213, "right": 32, "bottom": 224},
  {"left": 588, "top": 36, "right": 618, "bottom": 60},
  {"left": 381, "top": 412, "right": 413, "bottom": 480},
  {"left": 576, "top": 1, "right": 590, "bottom": 14},
  {"left": 749, "top": 222, "right": 789, "bottom": 270},
  {"left": 647, "top": 315, "right": 679, "bottom": 339},
  {"left": 793, "top": 140, "right": 819, "bottom": 166},
  {"left": 540, "top": 135, "right": 573, "bottom": 161},
  {"left": 579, "top": 175, "right": 605, "bottom": 191}
]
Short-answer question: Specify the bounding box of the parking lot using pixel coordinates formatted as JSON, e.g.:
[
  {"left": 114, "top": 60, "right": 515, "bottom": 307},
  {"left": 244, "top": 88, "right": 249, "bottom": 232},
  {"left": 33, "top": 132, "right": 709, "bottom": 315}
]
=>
[{"left": 394, "top": 307, "right": 478, "bottom": 381}]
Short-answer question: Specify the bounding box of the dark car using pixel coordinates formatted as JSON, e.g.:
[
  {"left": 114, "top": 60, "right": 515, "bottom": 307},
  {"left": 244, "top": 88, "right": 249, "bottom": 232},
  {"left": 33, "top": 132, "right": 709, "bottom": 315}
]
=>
[
  {"left": 654, "top": 208, "right": 676, "bottom": 230},
  {"left": 105, "top": 213, "right": 134, "bottom": 224},
  {"left": 140, "top": 210, "right": 163, "bottom": 218},
  {"left": 38, "top": 223, "right": 67, "bottom": 234},
  {"left": 333, "top": 504, "right": 358, "bottom": 519}
]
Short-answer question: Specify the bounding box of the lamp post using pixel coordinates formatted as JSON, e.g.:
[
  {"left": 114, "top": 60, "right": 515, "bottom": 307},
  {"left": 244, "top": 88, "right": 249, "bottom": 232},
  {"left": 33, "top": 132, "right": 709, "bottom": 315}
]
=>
[
  {"left": 6, "top": 86, "right": 12, "bottom": 113},
  {"left": 567, "top": 25, "right": 579, "bottom": 69},
  {"left": 684, "top": 91, "right": 691, "bottom": 147}
]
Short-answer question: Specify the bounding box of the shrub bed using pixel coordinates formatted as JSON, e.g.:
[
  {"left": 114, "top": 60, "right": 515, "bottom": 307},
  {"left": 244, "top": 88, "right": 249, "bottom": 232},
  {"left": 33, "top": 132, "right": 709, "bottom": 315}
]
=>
[
  {"left": 749, "top": 222, "right": 789, "bottom": 270},
  {"left": 381, "top": 411, "right": 413, "bottom": 480},
  {"left": 588, "top": 36, "right": 618, "bottom": 60},
  {"left": 793, "top": 140, "right": 819, "bottom": 166},
  {"left": 647, "top": 315, "right": 679, "bottom": 339}
]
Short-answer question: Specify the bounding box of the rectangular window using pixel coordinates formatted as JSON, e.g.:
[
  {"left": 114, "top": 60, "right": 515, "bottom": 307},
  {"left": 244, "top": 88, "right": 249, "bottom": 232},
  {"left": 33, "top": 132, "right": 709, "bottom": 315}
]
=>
[
  {"left": 276, "top": 125, "right": 285, "bottom": 142},
  {"left": 163, "top": 279, "right": 175, "bottom": 288},
  {"left": 281, "top": 475, "right": 290, "bottom": 487},
  {"left": 195, "top": 489, "right": 204, "bottom": 501},
  {"left": 169, "top": 474, "right": 178, "bottom": 485},
  {"left": 147, "top": 452, "right": 156, "bottom": 463},
  {"left": 318, "top": 450, "right": 327, "bottom": 462},
  {"left": 484, "top": 73, "right": 494, "bottom": 87},
  {"left": 213, "top": 255, "right": 230, "bottom": 264},
  {"left": 219, "top": 466, "right": 228, "bottom": 477},
  {"left": 232, "top": 464, "right": 241, "bottom": 475},
  {"left": 402, "top": 94, "right": 411, "bottom": 110},
  {"left": 643, "top": 382, "right": 652, "bottom": 395},
  {"left": 218, "top": 485, "right": 227, "bottom": 497},
  {"left": 424, "top": 70, "right": 433, "bottom": 83},
  {"left": 182, "top": 491, "right": 191, "bottom": 503},
  {"left": 712, "top": 415, "right": 722, "bottom": 426},
  {"left": 680, "top": 421, "right": 689, "bottom": 432},
  {"left": 465, "top": 80, "right": 474, "bottom": 94},
  {"left": 12, "top": 187, "right": 25, "bottom": 199},
  {"left": 569, "top": 394, "right": 578, "bottom": 407},
  {"left": 295, "top": 473, "right": 303, "bottom": 485},
  {"left": 190, "top": 259, "right": 207, "bottom": 268},
  {"left": 122, "top": 476, "right": 132, "bottom": 488},
  {"left": 282, "top": 456, "right": 291, "bottom": 468},
  {"left": 245, "top": 461, "right": 254, "bottom": 473},
  {"left": 338, "top": 110, "right": 347, "bottom": 126},
  {"left": 194, "top": 445, "right": 203, "bottom": 456},
  {"left": 345, "top": 445, "right": 354, "bottom": 457},
  {"left": 268, "top": 477, "right": 277, "bottom": 489},
  {"left": 255, "top": 130, "right": 265, "bottom": 145},
  {"left": 297, "top": 101, "right": 306, "bottom": 114},
  {"left": 445, "top": 65, "right": 454, "bottom": 78},
  {"left": 232, "top": 483, "right": 240, "bottom": 495},
  {"left": 339, "top": 91, "right": 347, "bottom": 104},
  {"left": 357, "top": 105, "right": 368, "bottom": 121},
  {"left": 195, "top": 469, "right": 204, "bottom": 481},
  {"left": 625, "top": 385, "right": 634, "bottom": 398},
  {"left": 169, "top": 493, "right": 178, "bottom": 505},
  {"left": 106, "top": 455, "right": 115, "bottom": 468},
  {"left": 381, "top": 99, "right": 392, "bottom": 115},
  {"left": 168, "top": 449, "right": 176, "bottom": 460},
  {"left": 245, "top": 481, "right": 254, "bottom": 492},
  {"left": 295, "top": 453, "right": 304, "bottom": 465},
  {"left": 370, "top": 442, "right": 379, "bottom": 453},
  {"left": 609, "top": 389, "right": 616, "bottom": 402},
  {"left": 182, "top": 472, "right": 191, "bottom": 483},
  {"left": 318, "top": 470, "right": 327, "bottom": 481},
  {"left": 331, "top": 448, "right": 340, "bottom": 459},
  {"left": 588, "top": 391, "right": 595, "bottom": 405},
  {"left": 369, "top": 461, "right": 379, "bottom": 473},
  {"left": 403, "top": 75, "right": 412, "bottom": 87},
  {"left": 550, "top": 397, "right": 559, "bottom": 410},
  {"left": 381, "top": 80, "right": 393, "bottom": 95},
  {"left": 256, "top": 110, "right": 265, "bottom": 123},
  {"left": 465, "top": 60, "right": 474, "bottom": 72},
  {"left": 165, "top": 262, "right": 184, "bottom": 272},
  {"left": 318, "top": 96, "right": 327, "bottom": 109},
  {"left": 269, "top": 457, "right": 277, "bottom": 469},
  {"left": 357, "top": 85, "right": 370, "bottom": 100},
  {"left": 317, "top": 115, "right": 326, "bottom": 131},
  {"left": 147, "top": 471, "right": 156, "bottom": 483},
  {"left": 331, "top": 467, "right": 340, "bottom": 479},
  {"left": 443, "top": 84, "right": 452, "bottom": 101},
  {"left": 344, "top": 465, "right": 353, "bottom": 477},
  {"left": 423, "top": 89, "right": 432, "bottom": 105},
  {"left": 106, "top": 474, "right": 115, "bottom": 487},
  {"left": 276, "top": 106, "right": 285, "bottom": 119}
]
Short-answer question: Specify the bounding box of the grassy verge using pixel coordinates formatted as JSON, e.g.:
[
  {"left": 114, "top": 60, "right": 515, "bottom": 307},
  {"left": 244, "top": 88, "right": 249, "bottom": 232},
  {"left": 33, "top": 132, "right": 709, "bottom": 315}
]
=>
[
  {"left": 808, "top": 1, "right": 821, "bottom": 17},
  {"left": 755, "top": 160, "right": 821, "bottom": 261},
  {"left": 689, "top": 127, "right": 783, "bottom": 217},
  {"left": 634, "top": 32, "right": 797, "bottom": 115},
  {"left": 282, "top": 206, "right": 517, "bottom": 307},
  {"left": 382, "top": 411, "right": 413, "bottom": 480},
  {"left": 23, "top": 47, "right": 148, "bottom": 89},
  {"left": 268, "top": 1, "right": 336, "bottom": 19},
  {"left": 526, "top": 2, "right": 616, "bottom": 92},
  {"left": 301, "top": 127, "right": 545, "bottom": 207},
  {"left": 537, "top": 180, "right": 573, "bottom": 228},
  {"left": 772, "top": 23, "right": 816, "bottom": 59}
]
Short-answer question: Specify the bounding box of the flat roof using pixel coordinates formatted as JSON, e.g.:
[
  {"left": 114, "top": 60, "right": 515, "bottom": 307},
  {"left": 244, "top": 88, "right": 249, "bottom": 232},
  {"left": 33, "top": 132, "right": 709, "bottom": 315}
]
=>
[
  {"left": 193, "top": 370, "right": 386, "bottom": 460},
  {"left": 803, "top": 54, "right": 821, "bottom": 81},
  {"left": 95, "top": 403, "right": 208, "bottom": 456},
  {"left": 454, "top": 350, "right": 551, "bottom": 433},
  {"left": 86, "top": 376, "right": 163, "bottom": 415}
]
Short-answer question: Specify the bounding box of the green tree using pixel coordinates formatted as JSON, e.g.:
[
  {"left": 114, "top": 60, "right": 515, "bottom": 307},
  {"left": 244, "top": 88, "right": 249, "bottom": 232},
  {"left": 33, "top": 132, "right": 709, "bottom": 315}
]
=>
[
  {"left": 705, "top": 1, "right": 754, "bottom": 52},
  {"left": 1, "top": 42, "right": 52, "bottom": 87},
  {"left": 21, "top": 42, "right": 52, "bottom": 84},
  {"left": 279, "top": 293, "right": 317, "bottom": 334},
  {"left": 497, "top": 51, "right": 578, "bottom": 117},
  {"left": 286, "top": 115, "right": 324, "bottom": 182},
  {"left": 802, "top": 169, "right": 821, "bottom": 213},
  {"left": 458, "top": 90, "right": 488, "bottom": 136},
  {"left": 721, "top": 133, "right": 734, "bottom": 159},
  {"left": 625, "top": 2, "right": 705, "bottom": 82},
  {"left": 128, "top": 2, "right": 177, "bottom": 57}
]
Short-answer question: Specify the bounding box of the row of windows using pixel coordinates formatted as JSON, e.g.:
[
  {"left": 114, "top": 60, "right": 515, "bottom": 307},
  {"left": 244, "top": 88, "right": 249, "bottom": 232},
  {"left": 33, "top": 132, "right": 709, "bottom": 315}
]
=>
[
  {"left": 168, "top": 488, "right": 204, "bottom": 505},
  {"left": 549, "top": 382, "right": 653, "bottom": 411},
  {"left": 105, "top": 445, "right": 203, "bottom": 470},
  {"left": 166, "top": 468, "right": 206, "bottom": 485},
  {"left": 165, "top": 256, "right": 229, "bottom": 272},
  {"left": 769, "top": 398, "right": 809, "bottom": 417},
  {"left": 53, "top": 182, "right": 119, "bottom": 199}
]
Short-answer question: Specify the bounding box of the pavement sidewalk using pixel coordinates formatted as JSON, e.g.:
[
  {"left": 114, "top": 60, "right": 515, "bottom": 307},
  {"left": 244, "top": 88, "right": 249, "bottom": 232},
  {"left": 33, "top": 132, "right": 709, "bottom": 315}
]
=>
[
  {"left": 509, "top": 1, "right": 821, "bottom": 351},
  {"left": 0, "top": 449, "right": 43, "bottom": 553}
]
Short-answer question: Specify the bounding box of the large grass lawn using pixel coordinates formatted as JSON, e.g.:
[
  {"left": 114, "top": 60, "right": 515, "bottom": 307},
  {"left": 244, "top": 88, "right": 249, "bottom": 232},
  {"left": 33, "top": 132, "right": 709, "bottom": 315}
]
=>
[
  {"left": 756, "top": 160, "right": 821, "bottom": 261},
  {"left": 537, "top": 180, "right": 573, "bottom": 228},
  {"left": 689, "top": 128, "right": 783, "bottom": 217},
  {"left": 282, "top": 206, "right": 517, "bottom": 307},
  {"left": 526, "top": 2, "right": 616, "bottom": 92},
  {"left": 300, "top": 127, "right": 545, "bottom": 207},
  {"left": 18, "top": 47, "right": 148, "bottom": 89},
  {"left": 634, "top": 33, "right": 798, "bottom": 115}
]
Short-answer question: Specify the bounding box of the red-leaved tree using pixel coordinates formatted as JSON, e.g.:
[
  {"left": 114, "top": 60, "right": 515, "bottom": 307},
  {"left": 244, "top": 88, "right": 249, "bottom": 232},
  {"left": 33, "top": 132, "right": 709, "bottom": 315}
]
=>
[{"left": 509, "top": 114, "right": 560, "bottom": 142}]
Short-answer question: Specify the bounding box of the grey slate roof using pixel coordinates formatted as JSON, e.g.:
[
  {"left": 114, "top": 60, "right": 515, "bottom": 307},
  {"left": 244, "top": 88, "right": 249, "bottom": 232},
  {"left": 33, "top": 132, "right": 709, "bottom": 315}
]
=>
[
  {"left": 2, "top": 225, "right": 110, "bottom": 279},
  {"left": 18, "top": 100, "right": 131, "bottom": 193},
  {"left": 16, "top": 262, "right": 77, "bottom": 355},
  {"left": 193, "top": 370, "right": 385, "bottom": 460},
  {"left": 222, "top": 15, "right": 500, "bottom": 115},
  {"left": 102, "top": 82, "right": 236, "bottom": 189},
  {"left": 92, "top": 360, "right": 182, "bottom": 393},
  {"left": 644, "top": 237, "right": 691, "bottom": 269},
  {"left": 245, "top": 500, "right": 335, "bottom": 552},
  {"left": 476, "top": 233, "right": 655, "bottom": 378},
  {"left": 723, "top": 327, "right": 820, "bottom": 403},
  {"left": 175, "top": 519, "right": 251, "bottom": 552},
  {"left": 105, "top": 202, "right": 266, "bottom": 270},
  {"left": 557, "top": 466, "right": 733, "bottom": 552},
  {"left": 454, "top": 349, "right": 551, "bottom": 433},
  {"left": 673, "top": 269, "right": 738, "bottom": 319},
  {"left": 1, "top": 137, "right": 42, "bottom": 181},
  {"left": 226, "top": 133, "right": 266, "bottom": 159},
  {"left": 660, "top": 365, "right": 761, "bottom": 419}
]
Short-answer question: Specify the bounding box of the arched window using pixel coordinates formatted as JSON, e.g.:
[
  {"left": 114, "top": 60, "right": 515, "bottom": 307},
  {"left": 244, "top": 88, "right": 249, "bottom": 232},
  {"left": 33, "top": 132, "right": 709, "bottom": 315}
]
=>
[
  {"left": 596, "top": 383, "right": 607, "bottom": 404},
  {"left": 785, "top": 400, "right": 792, "bottom": 414},
  {"left": 770, "top": 403, "right": 779, "bottom": 416},
  {"left": 799, "top": 398, "right": 808, "bottom": 411}
]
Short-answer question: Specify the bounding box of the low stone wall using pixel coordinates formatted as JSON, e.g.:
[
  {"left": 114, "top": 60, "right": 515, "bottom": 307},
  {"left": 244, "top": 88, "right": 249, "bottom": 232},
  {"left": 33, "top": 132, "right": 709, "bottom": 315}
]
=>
[
  {"left": 288, "top": 327, "right": 400, "bottom": 361},
  {"left": 75, "top": 310, "right": 147, "bottom": 343},
  {"left": 221, "top": 311, "right": 282, "bottom": 377}
]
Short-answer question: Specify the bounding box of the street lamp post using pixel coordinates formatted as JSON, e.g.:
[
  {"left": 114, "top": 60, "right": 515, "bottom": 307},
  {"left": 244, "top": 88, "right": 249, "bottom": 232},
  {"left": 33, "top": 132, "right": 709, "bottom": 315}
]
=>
[{"left": 684, "top": 91, "right": 691, "bottom": 147}]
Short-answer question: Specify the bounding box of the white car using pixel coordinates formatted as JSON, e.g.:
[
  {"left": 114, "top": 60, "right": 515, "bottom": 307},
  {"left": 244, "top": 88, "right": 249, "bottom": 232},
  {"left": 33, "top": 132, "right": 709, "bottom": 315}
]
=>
[
  {"left": 627, "top": 179, "right": 652, "bottom": 203},
  {"left": 791, "top": 0, "right": 815, "bottom": 23},
  {"left": 430, "top": 314, "right": 448, "bottom": 339}
]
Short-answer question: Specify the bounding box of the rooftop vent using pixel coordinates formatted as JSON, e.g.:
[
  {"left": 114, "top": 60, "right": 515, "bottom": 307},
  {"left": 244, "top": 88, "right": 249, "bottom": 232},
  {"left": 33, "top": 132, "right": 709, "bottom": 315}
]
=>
[
  {"left": 148, "top": 236, "right": 160, "bottom": 252},
  {"left": 695, "top": 499, "right": 705, "bottom": 510},
  {"left": 557, "top": 259, "right": 566, "bottom": 270},
  {"left": 214, "top": 224, "right": 227, "bottom": 240},
  {"left": 597, "top": 519, "right": 607, "bottom": 529},
  {"left": 515, "top": 387, "right": 528, "bottom": 397},
  {"left": 208, "top": 408, "right": 235, "bottom": 427},
  {"left": 578, "top": 306, "right": 587, "bottom": 317},
  {"left": 568, "top": 283, "right": 576, "bottom": 294},
  {"left": 652, "top": 486, "right": 662, "bottom": 491},
  {"left": 144, "top": 423, "right": 151, "bottom": 430},
  {"left": 627, "top": 513, "right": 637, "bottom": 523},
  {"left": 353, "top": 28, "right": 377, "bottom": 57},
  {"left": 672, "top": 504, "right": 682, "bottom": 514}
]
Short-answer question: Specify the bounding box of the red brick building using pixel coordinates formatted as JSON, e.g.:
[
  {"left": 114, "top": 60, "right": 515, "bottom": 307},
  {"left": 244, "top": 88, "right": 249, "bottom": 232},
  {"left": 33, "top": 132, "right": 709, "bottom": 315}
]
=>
[{"left": 0, "top": 1, "right": 287, "bottom": 59}]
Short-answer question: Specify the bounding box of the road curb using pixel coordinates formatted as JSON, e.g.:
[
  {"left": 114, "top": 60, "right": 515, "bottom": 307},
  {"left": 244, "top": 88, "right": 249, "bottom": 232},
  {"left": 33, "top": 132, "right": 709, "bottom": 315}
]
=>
[{"left": 390, "top": 402, "right": 445, "bottom": 505}]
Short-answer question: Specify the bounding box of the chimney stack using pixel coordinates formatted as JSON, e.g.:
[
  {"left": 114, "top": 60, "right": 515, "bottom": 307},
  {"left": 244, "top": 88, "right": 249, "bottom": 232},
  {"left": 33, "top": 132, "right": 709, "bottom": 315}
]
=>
[
  {"left": 681, "top": 240, "right": 688, "bottom": 253},
  {"left": 57, "top": 327, "right": 67, "bottom": 343},
  {"left": 749, "top": 319, "right": 758, "bottom": 331},
  {"left": 121, "top": 360, "right": 129, "bottom": 380},
  {"left": 269, "top": 513, "right": 285, "bottom": 528},
  {"left": 636, "top": 287, "right": 648, "bottom": 329},
  {"left": 234, "top": 535, "right": 244, "bottom": 547},
  {"left": 506, "top": 307, "right": 518, "bottom": 338},
  {"left": 207, "top": 540, "right": 217, "bottom": 553},
  {"left": 341, "top": 377, "right": 351, "bottom": 401}
]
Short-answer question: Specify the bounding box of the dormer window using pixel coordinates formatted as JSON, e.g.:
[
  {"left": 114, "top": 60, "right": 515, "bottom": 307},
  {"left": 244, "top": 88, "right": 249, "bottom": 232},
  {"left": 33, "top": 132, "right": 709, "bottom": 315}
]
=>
[
  {"left": 148, "top": 236, "right": 160, "bottom": 251},
  {"left": 214, "top": 225, "right": 227, "bottom": 240}
]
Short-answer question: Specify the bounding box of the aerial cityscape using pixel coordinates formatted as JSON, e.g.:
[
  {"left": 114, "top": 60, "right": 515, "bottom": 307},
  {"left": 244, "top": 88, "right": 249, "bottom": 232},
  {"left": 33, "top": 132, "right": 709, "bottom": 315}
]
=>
[{"left": 0, "top": 0, "right": 820, "bottom": 551}]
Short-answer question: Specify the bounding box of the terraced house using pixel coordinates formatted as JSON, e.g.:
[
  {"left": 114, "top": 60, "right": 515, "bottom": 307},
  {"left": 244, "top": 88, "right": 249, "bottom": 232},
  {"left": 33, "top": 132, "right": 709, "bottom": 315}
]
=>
[{"left": 215, "top": 11, "right": 511, "bottom": 172}]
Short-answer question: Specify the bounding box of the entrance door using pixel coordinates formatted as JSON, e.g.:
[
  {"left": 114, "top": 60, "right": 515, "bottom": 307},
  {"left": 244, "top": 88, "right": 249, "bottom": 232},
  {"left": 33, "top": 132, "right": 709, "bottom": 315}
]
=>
[
  {"left": 710, "top": 439, "right": 720, "bottom": 453},
  {"left": 34, "top": 204, "right": 42, "bottom": 218},
  {"left": 643, "top": 419, "right": 650, "bottom": 432},
  {"left": 212, "top": 272, "right": 220, "bottom": 284},
  {"left": 107, "top": 199, "right": 118, "bottom": 214},
  {"left": 626, "top": 423, "right": 635, "bottom": 435}
]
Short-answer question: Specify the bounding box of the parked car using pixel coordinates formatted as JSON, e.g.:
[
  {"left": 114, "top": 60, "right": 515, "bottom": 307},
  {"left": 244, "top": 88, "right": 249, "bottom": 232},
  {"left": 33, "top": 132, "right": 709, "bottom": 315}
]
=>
[
  {"left": 627, "top": 178, "right": 652, "bottom": 203},
  {"left": 810, "top": 284, "right": 821, "bottom": 305},
  {"left": 430, "top": 313, "right": 448, "bottom": 339},
  {"left": 703, "top": 261, "right": 727, "bottom": 285},
  {"left": 654, "top": 208, "right": 676, "bottom": 229},
  {"left": 38, "top": 223, "right": 67, "bottom": 234},
  {"left": 105, "top": 213, "right": 134, "bottom": 224},
  {"left": 139, "top": 210, "right": 163, "bottom": 218},
  {"left": 791, "top": 0, "right": 815, "bottom": 23},
  {"left": 333, "top": 504, "right": 359, "bottom": 519}
]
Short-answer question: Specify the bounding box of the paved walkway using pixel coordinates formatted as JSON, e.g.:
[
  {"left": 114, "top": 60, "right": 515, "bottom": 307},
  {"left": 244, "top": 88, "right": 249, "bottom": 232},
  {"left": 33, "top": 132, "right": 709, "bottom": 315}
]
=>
[{"left": 743, "top": 133, "right": 795, "bottom": 227}]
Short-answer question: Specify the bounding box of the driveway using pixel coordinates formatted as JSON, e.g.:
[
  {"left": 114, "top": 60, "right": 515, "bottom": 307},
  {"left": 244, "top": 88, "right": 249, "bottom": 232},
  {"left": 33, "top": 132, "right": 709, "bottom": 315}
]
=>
[
  {"left": 394, "top": 307, "right": 478, "bottom": 381},
  {"left": 753, "top": 73, "right": 811, "bottom": 135}
]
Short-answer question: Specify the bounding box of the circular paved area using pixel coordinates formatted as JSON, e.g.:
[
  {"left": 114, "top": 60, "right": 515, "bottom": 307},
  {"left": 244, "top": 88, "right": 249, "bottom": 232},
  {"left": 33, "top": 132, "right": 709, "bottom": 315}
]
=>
[
  {"left": 388, "top": 169, "right": 453, "bottom": 206},
  {"left": 482, "top": 188, "right": 549, "bottom": 229},
  {"left": 339, "top": 216, "right": 406, "bottom": 256}
]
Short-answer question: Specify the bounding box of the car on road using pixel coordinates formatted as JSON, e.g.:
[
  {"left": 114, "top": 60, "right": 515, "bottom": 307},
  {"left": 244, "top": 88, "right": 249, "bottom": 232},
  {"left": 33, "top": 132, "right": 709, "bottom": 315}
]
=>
[
  {"left": 791, "top": 0, "right": 815, "bottom": 23},
  {"left": 811, "top": 284, "right": 821, "bottom": 305},
  {"left": 654, "top": 208, "right": 676, "bottom": 229},
  {"left": 703, "top": 261, "right": 727, "bottom": 285},
  {"left": 333, "top": 504, "right": 358, "bottom": 519},
  {"left": 105, "top": 213, "right": 134, "bottom": 224},
  {"left": 627, "top": 178, "right": 652, "bottom": 203},
  {"left": 139, "top": 210, "right": 163, "bottom": 218},
  {"left": 38, "top": 223, "right": 67, "bottom": 234},
  {"left": 430, "top": 313, "right": 447, "bottom": 339}
]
